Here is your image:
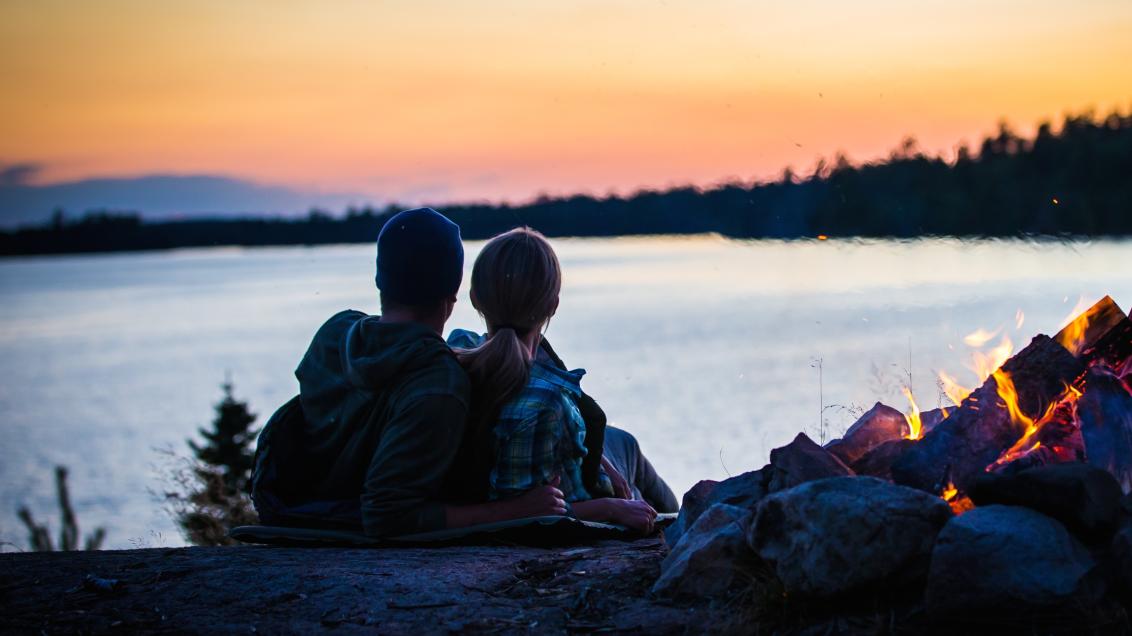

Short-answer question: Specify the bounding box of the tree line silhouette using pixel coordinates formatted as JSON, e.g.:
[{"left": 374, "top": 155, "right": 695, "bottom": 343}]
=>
[{"left": 2, "top": 109, "right": 1129, "bottom": 256}]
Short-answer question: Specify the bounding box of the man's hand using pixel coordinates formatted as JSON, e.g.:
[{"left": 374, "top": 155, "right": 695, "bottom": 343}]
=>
[
  {"left": 507, "top": 475, "right": 567, "bottom": 518},
  {"left": 605, "top": 499, "right": 657, "bottom": 534},
  {"left": 602, "top": 455, "right": 632, "bottom": 499}
]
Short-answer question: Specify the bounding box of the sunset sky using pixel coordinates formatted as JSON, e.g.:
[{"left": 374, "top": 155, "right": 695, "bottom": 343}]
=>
[{"left": 1, "top": 0, "right": 1130, "bottom": 216}]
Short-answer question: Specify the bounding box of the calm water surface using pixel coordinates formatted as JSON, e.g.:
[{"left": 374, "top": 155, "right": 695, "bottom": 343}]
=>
[{"left": 2, "top": 237, "right": 1129, "bottom": 548}]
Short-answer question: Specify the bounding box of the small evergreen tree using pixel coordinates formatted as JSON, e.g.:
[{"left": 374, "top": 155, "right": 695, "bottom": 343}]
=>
[
  {"left": 189, "top": 378, "right": 258, "bottom": 493},
  {"left": 169, "top": 376, "right": 260, "bottom": 546}
]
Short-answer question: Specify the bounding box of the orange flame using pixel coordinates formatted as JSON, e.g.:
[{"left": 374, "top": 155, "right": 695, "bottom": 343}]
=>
[
  {"left": 938, "top": 370, "right": 972, "bottom": 406},
  {"left": 992, "top": 369, "right": 1034, "bottom": 431},
  {"left": 941, "top": 481, "right": 975, "bottom": 514},
  {"left": 970, "top": 335, "right": 1013, "bottom": 383},
  {"left": 941, "top": 482, "right": 958, "bottom": 501},
  {"left": 990, "top": 372, "right": 1081, "bottom": 468},
  {"left": 963, "top": 327, "right": 1001, "bottom": 348},
  {"left": 1054, "top": 295, "right": 1097, "bottom": 355},
  {"left": 901, "top": 386, "right": 923, "bottom": 440}
]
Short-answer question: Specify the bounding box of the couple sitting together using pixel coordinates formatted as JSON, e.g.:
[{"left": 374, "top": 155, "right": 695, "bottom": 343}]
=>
[{"left": 251, "top": 207, "right": 677, "bottom": 538}]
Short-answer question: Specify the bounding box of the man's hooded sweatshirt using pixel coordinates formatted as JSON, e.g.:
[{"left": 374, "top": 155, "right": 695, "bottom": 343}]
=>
[{"left": 251, "top": 310, "right": 470, "bottom": 537}]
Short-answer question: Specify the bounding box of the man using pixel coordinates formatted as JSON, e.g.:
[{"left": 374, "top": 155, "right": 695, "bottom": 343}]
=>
[{"left": 251, "top": 208, "right": 565, "bottom": 537}]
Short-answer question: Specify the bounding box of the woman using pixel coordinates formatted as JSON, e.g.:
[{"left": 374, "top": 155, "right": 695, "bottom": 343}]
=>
[{"left": 448, "top": 227, "right": 678, "bottom": 533}]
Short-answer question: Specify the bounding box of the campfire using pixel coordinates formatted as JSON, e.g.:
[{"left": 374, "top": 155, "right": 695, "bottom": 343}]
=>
[
  {"left": 885, "top": 295, "right": 1132, "bottom": 502},
  {"left": 654, "top": 296, "right": 1132, "bottom": 629}
]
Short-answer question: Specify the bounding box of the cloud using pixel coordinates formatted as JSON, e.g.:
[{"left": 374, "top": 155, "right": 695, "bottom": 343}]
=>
[
  {"left": 0, "top": 172, "right": 373, "bottom": 228},
  {"left": 0, "top": 162, "right": 43, "bottom": 187}
]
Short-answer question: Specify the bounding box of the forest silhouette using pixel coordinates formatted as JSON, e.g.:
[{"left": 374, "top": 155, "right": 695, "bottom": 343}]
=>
[{"left": 2, "top": 109, "right": 1129, "bottom": 256}]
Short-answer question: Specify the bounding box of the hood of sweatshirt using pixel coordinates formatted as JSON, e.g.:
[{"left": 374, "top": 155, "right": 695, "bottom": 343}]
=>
[{"left": 295, "top": 310, "right": 456, "bottom": 432}]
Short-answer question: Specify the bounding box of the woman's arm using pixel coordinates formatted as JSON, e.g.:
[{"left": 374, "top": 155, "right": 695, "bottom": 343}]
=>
[{"left": 572, "top": 498, "right": 657, "bottom": 533}]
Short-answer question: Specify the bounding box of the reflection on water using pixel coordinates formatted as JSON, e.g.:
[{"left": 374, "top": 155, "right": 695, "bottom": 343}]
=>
[{"left": 1, "top": 237, "right": 1129, "bottom": 548}]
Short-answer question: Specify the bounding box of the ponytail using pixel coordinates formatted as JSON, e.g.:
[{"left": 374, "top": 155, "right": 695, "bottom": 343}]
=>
[{"left": 455, "top": 327, "right": 532, "bottom": 414}]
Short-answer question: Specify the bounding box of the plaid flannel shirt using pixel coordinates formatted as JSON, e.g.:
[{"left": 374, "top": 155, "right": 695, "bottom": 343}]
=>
[{"left": 447, "top": 329, "right": 603, "bottom": 503}]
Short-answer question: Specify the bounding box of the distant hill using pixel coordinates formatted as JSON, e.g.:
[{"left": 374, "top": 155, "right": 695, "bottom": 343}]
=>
[
  {"left": 0, "top": 173, "right": 363, "bottom": 227},
  {"left": 1, "top": 110, "right": 1129, "bottom": 256}
]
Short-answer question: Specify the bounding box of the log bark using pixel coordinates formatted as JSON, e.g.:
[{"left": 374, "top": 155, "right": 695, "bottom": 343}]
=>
[
  {"left": 1080, "top": 367, "right": 1132, "bottom": 494},
  {"left": 1054, "top": 295, "right": 1127, "bottom": 357},
  {"left": 1080, "top": 316, "right": 1132, "bottom": 373}
]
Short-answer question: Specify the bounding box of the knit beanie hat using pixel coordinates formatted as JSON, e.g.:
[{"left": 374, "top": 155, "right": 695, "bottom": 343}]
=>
[{"left": 375, "top": 208, "right": 464, "bottom": 306}]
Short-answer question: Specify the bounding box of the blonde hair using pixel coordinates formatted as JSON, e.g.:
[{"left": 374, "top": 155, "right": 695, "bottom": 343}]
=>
[{"left": 456, "top": 227, "right": 562, "bottom": 413}]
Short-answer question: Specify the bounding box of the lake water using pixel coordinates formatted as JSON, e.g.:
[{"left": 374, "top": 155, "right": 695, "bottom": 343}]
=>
[{"left": 1, "top": 236, "right": 1129, "bottom": 549}]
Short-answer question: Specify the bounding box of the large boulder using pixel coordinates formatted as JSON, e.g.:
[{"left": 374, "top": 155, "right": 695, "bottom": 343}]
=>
[
  {"left": 663, "top": 479, "right": 719, "bottom": 548},
  {"left": 925, "top": 505, "right": 1104, "bottom": 621},
  {"left": 652, "top": 504, "right": 753, "bottom": 598},
  {"left": 748, "top": 476, "right": 951, "bottom": 599},
  {"left": 664, "top": 471, "right": 765, "bottom": 548},
  {"left": 766, "top": 433, "right": 853, "bottom": 493},
  {"left": 825, "top": 402, "right": 909, "bottom": 466},
  {"left": 968, "top": 463, "right": 1123, "bottom": 545}
]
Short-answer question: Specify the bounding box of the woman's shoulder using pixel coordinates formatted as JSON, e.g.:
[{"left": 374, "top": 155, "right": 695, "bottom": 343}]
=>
[
  {"left": 446, "top": 328, "right": 485, "bottom": 349},
  {"left": 497, "top": 368, "right": 579, "bottom": 427}
]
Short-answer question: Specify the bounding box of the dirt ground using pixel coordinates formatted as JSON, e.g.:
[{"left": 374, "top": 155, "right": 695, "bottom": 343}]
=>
[{"left": 0, "top": 537, "right": 718, "bottom": 634}]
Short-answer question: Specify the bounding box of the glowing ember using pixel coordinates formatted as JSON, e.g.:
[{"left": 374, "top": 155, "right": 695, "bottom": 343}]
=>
[
  {"left": 901, "top": 386, "right": 923, "bottom": 440},
  {"left": 941, "top": 481, "right": 975, "bottom": 514},
  {"left": 1015, "top": 309, "right": 1025, "bottom": 330},
  {"left": 941, "top": 481, "right": 958, "bottom": 500}
]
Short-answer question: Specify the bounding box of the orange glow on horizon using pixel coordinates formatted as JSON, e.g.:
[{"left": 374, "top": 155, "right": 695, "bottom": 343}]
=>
[{"left": 2, "top": 0, "right": 1131, "bottom": 205}]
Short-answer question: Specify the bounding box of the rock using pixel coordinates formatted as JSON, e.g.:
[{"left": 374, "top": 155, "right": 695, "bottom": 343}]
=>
[
  {"left": 653, "top": 504, "right": 753, "bottom": 598},
  {"left": 851, "top": 438, "right": 915, "bottom": 481},
  {"left": 706, "top": 468, "right": 769, "bottom": 510},
  {"left": 968, "top": 463, "right": 1123, "bottom": 545},
  {"left": 668, "top": 433, "right": 853, "bottom": 548},
  {"left": 663, "top": 479, "right": 718, "bottom": 548},
  {"left": 767, "top": 433, "right": 853, "bottom": 493},
  {"left": 1078, "top": 366, "right": 1132, "bottom": 494},
  {"left": 825, "top": 402, "right": 910, "bottom": 466},
  {"left": 925, "top": 505, "right": 1104, "bottom": 621},
  {"left": 749, "top": 476, "right": 951, "bottom": 598},
  {"left": 666, "top": 468, "right": 768, "bottom": 548}
]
